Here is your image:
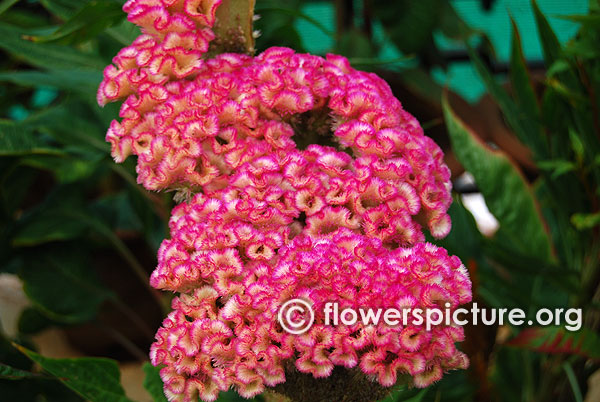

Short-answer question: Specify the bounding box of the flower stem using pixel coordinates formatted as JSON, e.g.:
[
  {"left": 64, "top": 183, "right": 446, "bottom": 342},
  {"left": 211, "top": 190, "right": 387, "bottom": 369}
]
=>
[{"left": 208, "top": 0, "right": 256, "bottom": 55}]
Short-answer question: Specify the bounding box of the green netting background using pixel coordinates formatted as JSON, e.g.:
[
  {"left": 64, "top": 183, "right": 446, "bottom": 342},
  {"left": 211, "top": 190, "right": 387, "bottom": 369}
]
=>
[{"left": 294, "top": 0, "right": 589, "bottom": 102}]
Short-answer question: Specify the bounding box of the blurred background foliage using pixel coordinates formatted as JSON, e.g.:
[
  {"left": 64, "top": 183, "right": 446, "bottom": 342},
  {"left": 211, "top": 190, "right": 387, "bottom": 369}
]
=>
[{"left": 0, "top": 0, "right": 599, "bottom": 401}]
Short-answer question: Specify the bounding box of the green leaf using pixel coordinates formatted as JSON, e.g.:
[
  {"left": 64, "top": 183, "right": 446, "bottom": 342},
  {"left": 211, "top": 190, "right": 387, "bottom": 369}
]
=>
[
  {"left": 433, "top": 197, "right": 482, "bottom": 261},
  {"left": 438, "top": 0, "right": 478, "bottom": 40},
  {"left": 254, "top": 6, "right": 334, "bottom": 38},
  {"left": 20, "top": 103, "right": 109, "bottom": 154},
  {"left": 18, "top": 307, "right": 57, "bottom": 335},
  {"left": 336, "top": 29, "right": 377, "bottom": 59},
  {"left": 468, "top": 46, "right": 547, "bottom": 158},
  {"left": 105, "top": 19, "right": 141, "bottom": 46},
  {"left": 569, "top": 129, "right": 585, "bottom": 162},
  {"left": 546, "top": 59, "right": 570, "bottom": 77},
  {"left": 509, "top": 16, "right": 540, "bottom": 123},
  {"left": 0, "top": 363, "right": 47, "bottom": 380},
  {"left": 217, "top": 390, "right": 260, "bottom": 401},
  {"left": 14, "top": 345, "right": 133, "bottom": 402},
  {"left": 0, "top": 119, "right": 63, "bottom": 156},
  {"left": 18, "top": 246, "right": 113, "bottom": 323},
  {"left": 557, "top": 13, "right": 600, "bottom": 27},
  {"left": 374, "top": 0, "right": 438, "bottom": 54},
  {"left": 33, "top": 1, "right": 124, "bottom": 43},
  {"left": 507, "top": 326, "right": 600, "bottom": 360},
  {"left": 0, "top": 70, "right": 102, "bottom": 93},
  {"left": 0, "top": 0, "right": 19, "bottom": 16},
  {"left": 39, "top": 0, "right": 92, "bottom": 20},
  {"left": 531, "top": 0, "right": 561, "bottom": 67},
  {"left": 12, "top": 208, "right": 87, "bottom": 246},
  {"left": 571, "top": 212, "right": 600, "bottom": 230},
  {"left": 442, "top": 94, "right": 553, "bottom": 262},
  {"left": 15, "top": 204, "right": 152, "bottom": 293},
  {"left": 537, "top": 159, "right": 576, "bottom": 179},
  {"left": 142, "top": 363, "right": 167, "bottom": 402},
  {"left": 562, "top": 362, "right": 584, "bottom": 402},
  {"left": 19, "top": 153, "right": 102, "bottom": 183},
  {"left": 0, "top": 22, "right": 105, "bottom": 70}
]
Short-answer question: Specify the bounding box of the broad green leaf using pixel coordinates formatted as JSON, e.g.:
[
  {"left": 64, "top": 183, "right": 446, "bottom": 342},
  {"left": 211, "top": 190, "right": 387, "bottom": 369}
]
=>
[
  {"left": 0, "top": 22, "right": 105, "bottom": 70},
  {"left": 0, "top": 70, "right": 102, "bottom": 93},
  {"left": 15, "top": 204, "right": 152, "bottom": 291},
  {"left": 142, "top": 363, "right": 168, "bottom": 402},
  {"left": 509, "top": 16, "right": 540, "bottom": 123},
  {"left": 18, "top": 246, "right": 113, "bottom": 323},
  {"left": 12, "top": 208, "right": 87, "bottom": 246},
  {"left": 20, "top": 103, "right": 109, "bottom": 154},
  {"left": 0, "top": 363, "right": 46, "bottom": 380},
  {"left": 0, "top": 333, "right": 78, "bottom": 402},
  {"left": 33, "top": 1, "right": 124, "bottom": 43},
  {"left": 15, "top": 345, "right": 133, "bottom": 402},
  {"left": 442, "top": 95, "right": 553, "bottom": 263},
  {"left": 0, "top": 119, "right": 63, "bottom": 156},
  {"left": 19, "top": 153, "right": 101, "bottom": 183},
  {"left": 507, "top": 326, "right": 600, "bottom": 360}
]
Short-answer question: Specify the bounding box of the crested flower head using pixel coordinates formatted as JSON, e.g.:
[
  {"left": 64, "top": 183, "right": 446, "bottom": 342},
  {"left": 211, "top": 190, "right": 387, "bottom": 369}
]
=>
[
  {"left": 99, "top": 1, "right": 471, "bottom": 401},
  {"left": 150, "top": 202, "right": 471, "bottom": 401}
]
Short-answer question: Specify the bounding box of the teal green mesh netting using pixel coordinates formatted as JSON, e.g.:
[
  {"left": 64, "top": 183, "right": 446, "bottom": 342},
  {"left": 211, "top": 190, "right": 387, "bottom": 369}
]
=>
[{"left": 293, "top": 0, "right": 589, "bottom": 102}]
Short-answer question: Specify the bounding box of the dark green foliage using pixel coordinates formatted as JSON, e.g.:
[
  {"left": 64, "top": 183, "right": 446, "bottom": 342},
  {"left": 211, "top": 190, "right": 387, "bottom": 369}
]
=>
[{"left": 442, "top": 2, "right": 600, "bottom": 401}]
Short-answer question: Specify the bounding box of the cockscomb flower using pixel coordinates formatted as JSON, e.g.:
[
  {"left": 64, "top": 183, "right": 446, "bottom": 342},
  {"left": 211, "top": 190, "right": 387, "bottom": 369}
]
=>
[
  {"left": 100, "top": 47, "right": 453, "bottom": 240},
  {"left": 98, "top": 1, "right": 471, "bottom": 401},
  {"left": 149, "top": 204, "right": 471, "bottom": 401},
  {"left": 97, "top": 0, "right": 221, "bottom": 106}
]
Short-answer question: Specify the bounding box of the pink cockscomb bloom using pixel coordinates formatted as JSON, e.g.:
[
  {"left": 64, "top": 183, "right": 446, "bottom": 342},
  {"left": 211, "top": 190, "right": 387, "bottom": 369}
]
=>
[{"left": 98, "top": 1, "right": 471, "bottom": 401}]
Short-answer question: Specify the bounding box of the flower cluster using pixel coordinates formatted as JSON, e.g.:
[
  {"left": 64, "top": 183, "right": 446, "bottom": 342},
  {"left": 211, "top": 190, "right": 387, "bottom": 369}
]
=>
[
  {"left": 98, "top": 1, "right": 471, "bottom": 401},
  {"left": 100, "top": 46, "right": 453, "bottom": 240},
  {"left": 150, "top": 207, "right": 471, "bottom": 401},
  {"left": 98, "top": 0, "right": 221, "bottom": 106}
]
